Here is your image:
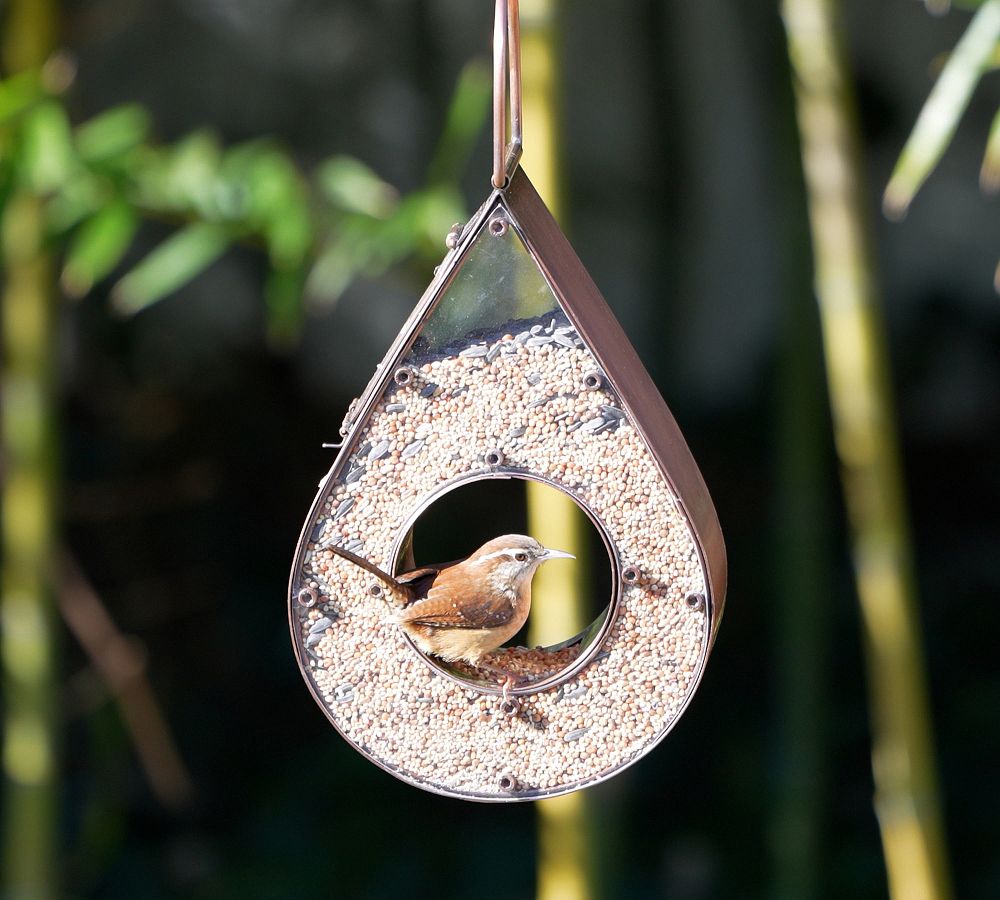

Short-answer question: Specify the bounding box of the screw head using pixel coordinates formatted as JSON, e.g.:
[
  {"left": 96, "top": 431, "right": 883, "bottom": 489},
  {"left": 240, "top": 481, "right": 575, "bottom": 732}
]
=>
[
  {"left": 394, "top": 368, "right": 413, "bottom": 386},
  {"left": 497, "top": 773, "right": 518, "bottom": 792},
  {"left": 488, "top": 215, "right": 508, "bottom": 237},
  {"left": 499, "top": 697, "right": 520, "bottom": 718},
  {"left": 622, "top": 566, "right": 641, "bottom": 585},
  {"left": 445, "top": 222, "right": 464, "bottom": 249},
  {"left": 297, "top": 587, "right": 318, "bottom": 607},
  {"left": 583, "top": 371, "right": 603, "bottom": 391},
  {"left": 368, "top": 583, "right": 384, "bottom": 598},
  {"left": 686, "top": 592, "right": 705, "bottom": 610},
  {"left": 484, "top": 448, "right": 505, "bottom": 467}
]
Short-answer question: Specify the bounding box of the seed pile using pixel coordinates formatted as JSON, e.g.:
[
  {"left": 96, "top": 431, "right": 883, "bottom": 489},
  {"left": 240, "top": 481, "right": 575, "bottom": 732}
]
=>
[{"left": 291, "top": 312, "right": 709, "bottom": 799}]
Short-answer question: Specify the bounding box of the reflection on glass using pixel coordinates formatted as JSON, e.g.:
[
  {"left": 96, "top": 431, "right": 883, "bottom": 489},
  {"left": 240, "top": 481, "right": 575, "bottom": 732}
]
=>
[{"left": 412, "top": 213, "right": 561, "bottom": 355}]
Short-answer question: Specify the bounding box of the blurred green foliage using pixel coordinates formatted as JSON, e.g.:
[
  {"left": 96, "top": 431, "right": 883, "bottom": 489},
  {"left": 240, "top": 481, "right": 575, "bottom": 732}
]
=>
[
  {"left": 888, "top": 0, "right": 1000, "bottom": 286},
  {"left": 0, "top": 56, "right": 491, "bottom": 347}
]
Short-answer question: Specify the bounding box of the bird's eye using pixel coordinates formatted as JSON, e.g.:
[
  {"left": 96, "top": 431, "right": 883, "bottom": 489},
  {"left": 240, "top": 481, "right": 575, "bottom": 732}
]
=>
[{"left": 515, "top": 552, "right": 528, "bottom": 562}]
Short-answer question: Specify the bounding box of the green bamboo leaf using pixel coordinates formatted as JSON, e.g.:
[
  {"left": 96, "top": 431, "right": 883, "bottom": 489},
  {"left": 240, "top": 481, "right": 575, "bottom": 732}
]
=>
[
  {"left": 75, "top": 104, "right": 151, "bottom": 163},
  {"left": 61, "top": 200, "right": 139, "bottom": 297},
  {"left": 264, "top": 267, "right": 304, "bottom": 351},
  {"left": 305, "top": 233, "right": 369, "bottom": 307},
  {"left": 20, "top": 100, "right": 74, "bottom": 192},
  {"left": 163, "top": 131, "right": 222, "bottom": 214},
  {"left": 111, "top": 222, "right": 231, "bottom": 315},
  {"left": 979, "top": 105, "right": 1000, "bottom": 191},
  {"left": 0, "top": 71, "right": 45, "bottom": 125},
  {"left": 426, "top": 59, "right": 492, "bottom": 186},
  {"left": 315, "top": 156, "right": 398, "bottom": 218},
  {"left": 884, "top": 0, "right": 1000, "bottom": 217}
]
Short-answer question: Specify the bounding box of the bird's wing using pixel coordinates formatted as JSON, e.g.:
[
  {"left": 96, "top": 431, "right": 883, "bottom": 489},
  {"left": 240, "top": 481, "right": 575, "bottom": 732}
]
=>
[
  {"left": 395, "top": 560, "right": 463, "bottom": 601},
  {"left": 397, "top": 573, "right": 516, "bottom": 630}
]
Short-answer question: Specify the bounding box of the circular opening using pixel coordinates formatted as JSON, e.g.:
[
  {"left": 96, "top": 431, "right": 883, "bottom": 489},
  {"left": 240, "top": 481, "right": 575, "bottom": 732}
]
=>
[
  {"left": 390, "top": 474, "right": 617, "bottom": 695},
  {"left": 583, "top": 371, "right": 603, "bottom": 391},
  {"left": 686, "top": 592, "right": 704, "bottom": 610},
  {"left": 488, "top": 216, "right": 508, "bottom": 237},
  {"left": 622, "top": 566, "right": 641, "bottom": 585},
  {"left": 393, "top": 367, "right": 413, "bottom": 386},
  {"left": 297, "top": 586, "right": 317, "bottom": 607},
  {"left": 484, "top": 449, "right": 505, "bottom": 467}
]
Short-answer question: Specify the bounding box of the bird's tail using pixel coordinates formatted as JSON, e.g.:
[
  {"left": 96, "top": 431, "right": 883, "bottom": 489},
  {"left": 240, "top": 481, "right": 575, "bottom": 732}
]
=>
[{"left": 319, "top": 543, "right": 409, "bottom": 610}]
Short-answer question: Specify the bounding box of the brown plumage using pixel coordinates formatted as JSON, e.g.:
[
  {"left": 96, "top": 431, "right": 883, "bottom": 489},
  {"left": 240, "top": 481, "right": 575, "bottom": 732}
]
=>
[{"left": 392, "top": 534, "right": 573, "bottom": 665}]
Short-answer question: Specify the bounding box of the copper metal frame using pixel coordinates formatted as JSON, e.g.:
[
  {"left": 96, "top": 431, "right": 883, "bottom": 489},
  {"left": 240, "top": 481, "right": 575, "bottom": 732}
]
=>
[
  {"left": 287, "top": 165, "right": 726, "bottom": 801},
  {"left": 287, "top": 0, "right": 725, "bottom": 801}
]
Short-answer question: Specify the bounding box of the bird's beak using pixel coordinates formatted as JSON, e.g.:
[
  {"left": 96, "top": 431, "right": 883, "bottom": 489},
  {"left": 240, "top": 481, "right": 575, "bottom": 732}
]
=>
[{"left": 541, "top": 548, "right": 575, "bottom": 561}]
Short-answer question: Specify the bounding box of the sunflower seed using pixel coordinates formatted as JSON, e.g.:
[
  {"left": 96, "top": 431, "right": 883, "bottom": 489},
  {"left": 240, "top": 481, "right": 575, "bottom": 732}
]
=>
[
  {"left": 344, "top": 466, "right": 365, "bottom": 485},
  {"left": 305, "top": 632, "right": 324, "bottom": 648},
  {"left": 564, "top": 728, "right": 589, "bottom": 743},
  {"left": 368, "top": 440, "right": 391, "bottom": 461},
  {"left": 309, "top": 617, "right": 333, "bottom": 633},
  {"left": 401, "top": 439, "right": 425, "bottom": 459},
  {"left": 526, "top": 372, "right": 543, "bottom": 386},
  {"left": 419, "top": 383, "right": 438, "bottom": 398},
  {"left": 460, "top": 344, "right": 488, "bottom": 358},
  {"left": 333, "top": 498, "right": 355, "bottom": 520},
  {"left": 385, "top": 403, "right": 406, "bottom": 413}
]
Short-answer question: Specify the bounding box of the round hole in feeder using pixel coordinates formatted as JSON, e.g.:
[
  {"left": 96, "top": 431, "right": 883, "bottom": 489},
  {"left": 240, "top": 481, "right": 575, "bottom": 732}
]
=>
[
  {"left": 686, "top": 592, "right": 704, "bottom": 610},
  {"left": 390, "top": 473, "right": 618, "bottom": 696}
]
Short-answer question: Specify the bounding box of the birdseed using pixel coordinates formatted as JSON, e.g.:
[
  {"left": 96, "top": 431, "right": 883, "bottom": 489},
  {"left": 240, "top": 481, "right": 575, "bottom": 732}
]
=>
[{"left": 290, "top": 312, "right": 710, "bottom": 800}]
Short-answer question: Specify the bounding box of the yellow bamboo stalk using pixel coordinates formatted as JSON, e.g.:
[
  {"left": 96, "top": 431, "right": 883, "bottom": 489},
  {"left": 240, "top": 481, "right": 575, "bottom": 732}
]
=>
[
  {"left": 781, "top": 1, "right": 953, "bottom": 898},
  {"left": 520, "top": 2, "right": 595, "bottom": 899},
  {"left": 2, "top": 3, "right": 61, "bottom": 896}
]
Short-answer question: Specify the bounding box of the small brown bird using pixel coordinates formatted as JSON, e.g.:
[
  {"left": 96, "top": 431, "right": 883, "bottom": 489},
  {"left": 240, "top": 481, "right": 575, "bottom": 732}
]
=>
[{"left": 391, "top": 534, "right": 574, "bottom": 667}]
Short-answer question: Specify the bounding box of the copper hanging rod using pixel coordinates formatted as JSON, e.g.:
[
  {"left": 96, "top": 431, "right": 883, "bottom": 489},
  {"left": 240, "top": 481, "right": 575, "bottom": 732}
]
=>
[{"left": 493, "top": 0, "right": 523, "bottom": 189}]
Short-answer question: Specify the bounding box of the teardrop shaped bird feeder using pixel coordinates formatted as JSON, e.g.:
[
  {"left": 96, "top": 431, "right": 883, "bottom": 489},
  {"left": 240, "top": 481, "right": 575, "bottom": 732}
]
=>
[{"left": 289, "top": 0, "right": 726, "bottom": 801}]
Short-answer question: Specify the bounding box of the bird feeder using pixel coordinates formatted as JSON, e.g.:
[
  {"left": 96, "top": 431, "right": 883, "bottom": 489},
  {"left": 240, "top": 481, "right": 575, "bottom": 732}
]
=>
[{"left": 288, "top": 0, "right": 726, "bottom": 801}]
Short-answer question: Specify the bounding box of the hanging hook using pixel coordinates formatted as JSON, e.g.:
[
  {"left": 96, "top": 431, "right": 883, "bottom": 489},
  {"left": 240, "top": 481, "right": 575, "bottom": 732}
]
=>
[{"left": 493, "top": 0, "right": 523, "bottom": 189}]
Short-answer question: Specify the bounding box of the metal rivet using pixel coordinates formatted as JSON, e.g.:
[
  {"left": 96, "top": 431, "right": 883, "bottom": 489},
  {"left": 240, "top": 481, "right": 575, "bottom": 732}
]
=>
[
  {"left": 484, "top": 448, "right": 505, "bottom": 467},
  {"left": 622, "top": 566, "right": 641, "bottom": 585},
  {"left": 393, "top": 367, "right": 413, "bottom": 386},
  {"left": 297, "top": 587, "right": 318, "bottom": 607},
  {"left": 445, "top": 222, "right": 464, "bottom": 249},
  {"left": 583, "top": 371, "right": 603, "bottom": 391},
  {"left": 497, "top": 773, "right": 518, "bottom": 792},
  {"left": 368, "top": 583, "right": 384, "bottom": 598},
  {"left": 686, "top": 592, "right": 705, "bottom": 610},
  {"left": 499, "top": 698, "right": 520, "bottom": 718},
  {"left": 488, "top": 215, "right": 507, "bottom": 237}
]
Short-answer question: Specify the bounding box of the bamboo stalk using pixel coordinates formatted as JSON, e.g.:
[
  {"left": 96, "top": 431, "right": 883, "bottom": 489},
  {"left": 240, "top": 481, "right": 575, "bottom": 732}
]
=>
[
  {"left": 780, "top": 1, "right": 953, "bottom": 898},
  {"left": 2, "top": 4, "right": 61, "bottom": 896},
  {"left": 520, "top": 2, "right": 595, "bottom": 899},
  {"left": 1, "top": 192, "right": 60, "bottom": 900}
]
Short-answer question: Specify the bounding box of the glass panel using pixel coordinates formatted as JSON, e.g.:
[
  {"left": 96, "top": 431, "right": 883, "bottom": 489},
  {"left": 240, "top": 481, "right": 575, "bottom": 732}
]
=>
[{"left": 410, "top": 212, "right": 561, "bottom": 355}]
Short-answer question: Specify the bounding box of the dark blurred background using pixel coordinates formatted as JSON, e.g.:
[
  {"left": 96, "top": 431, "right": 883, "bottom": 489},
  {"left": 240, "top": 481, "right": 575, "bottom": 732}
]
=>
[{"left": 1, "top": 0, "right": 998, "bottom": 897}]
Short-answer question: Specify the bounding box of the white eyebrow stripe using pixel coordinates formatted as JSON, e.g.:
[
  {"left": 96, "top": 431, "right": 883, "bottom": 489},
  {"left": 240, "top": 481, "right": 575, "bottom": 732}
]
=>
[{"left": 475, "top": 549, "right": 522, "bottom": 562}]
